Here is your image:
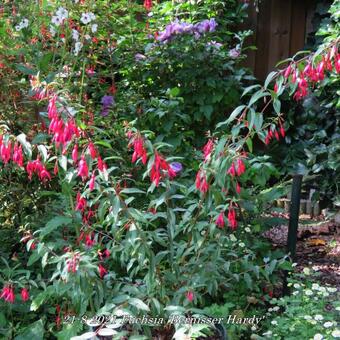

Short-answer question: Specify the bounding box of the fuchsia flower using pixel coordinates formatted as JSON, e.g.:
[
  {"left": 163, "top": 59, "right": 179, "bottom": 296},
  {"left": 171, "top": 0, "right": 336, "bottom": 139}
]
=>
[
  {"left": 21, "top": 288, "right": 29, "bottom": 302},
  {"left": 72, "top": 144, "right": 78, "bottom": 164},
  {"left": 144, "top": 0, "right": 152, "bottom": 11},
  {"left": 216, "top": 212, "right": 225, "bottom": 228},
  {"left": 227, "top": 162, "right": 236, "bottom": 177},
  {"left": 26, "top": 158, "right": 51, "bottom": 182},
  {"left": 0, "top": 140, "right": 12, "bottom": 164},
  {"left": 97, "top": 156, "right": 107, "bottom": 172},
  {"left": 66, "top": 253, "right": 80, "bottom": 273},
  {"left": 85, "top": 233, "right": 95, "bottom": 247},
  {"left": 236, "top": 182, "right": 241, "bottom": 194},
  {"left": 150, "top": 152, "right": 176, "bottom": 186},
  {"left": 47, "top": 95, "right": 58, "bottom": 119},
  {"left": 89, "top": 172, "right": 96, "bottom": 191},
  {"left": 98, "top": 264, "right": 108, "bottom": 278},
  {"left": 186, "top": 291, "right": 194, "bottom": 302},
  {"left": 12, "top": 143, "right": 24, "bottom": 167},
  {"left": 88, "top": 142, "right": 96, "bottom": 159},
  {"left": 77, "top": 155, "right": 89, "bottom": 179},
  {"left": 202, "top": 139, "right": 214, "bottom": 162},
  {"left": 236, "top": 159, "right": 245, "bottom": 176},
  {"left": 228, "top": 204, "right": 238, "bottom": 230},
  {"left": 131, "top": 136, "right": 148, "bottom": 165},
  {"left": 75, "top": 192, "right": 87, "bottom": 211},
  {"left": 0, "top": 285, "right": 15, "bottom": 303},
  {"left": 195, "top": 170, "right": 209, "bottom": 193}
]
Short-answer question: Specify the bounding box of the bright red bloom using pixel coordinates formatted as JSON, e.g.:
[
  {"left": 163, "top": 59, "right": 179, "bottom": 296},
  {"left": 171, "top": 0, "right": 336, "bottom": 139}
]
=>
[
  {"left": 97, "top": 156, "right": 107, "bottom": 172},
  {"left": 150, "top": 152, "right": 175, "bottom": 186},
  {"left": 227, "top": 162, "right": 236, "bottom": 177},
  {"left": 72, "top": 144, "right": 78, "bottom": 164},
  {"left": 0, "top": 285, "right": 15, "bottom": 304},
  {"left": 47, "top": 95, "right": 58, "bottom": 119},
  {"left": 66, "top": 253, "right": 80, "bottom": 273},
  {"left": 284, "top": 64, "right": 292, "bottom": 79},
  {"left": 144, "top": 0, "right": 152, "bottom": 11},
  {"left": 98, "top": 264, "right": 108, "bottom": 279},
  {"left": 279, "top": 123, "right": 285, "bottom": 138},
  {"left": 0, "top": 140, "right": 12, "bottom": 164},
  {"left": 195, "top": 170, "right": 209, "bottom": 193},
  {"left": 236, "top": 182, "right": 241, "bottom": 194},
  {"left": 77, "top": 155, "right": 89, "bottom": 179},
  {"left": 89, "top": 172, "right": 96, "bottom": 191},
  {"left": 202, "top": 139, "right": 214, "bottom": 162},
  {"left": 131, "top": 136, "right": 148, "bottom": 165},
  {"left": 228, "top": 204, "right": 238, "bottom": 230},
  {"left": 216, "top": 212, "right": 225, "bottom": 228},
  {"left": 85, "top": 233, "right": 95, "bottom": 247},
  {"left": 186, "top": 291, "right": 194, "bottom": 302},
  {"left": 236, "top": 158, "right": 245, "bottom": 176},
  {"left": 75, "top": 192, "right": 87, "bottom": 211},
  {"left": 12, "top": 143, "right": 24, "bottom": 167},
  {"left": 88, "top": 142, "right": 96, "bottom": 159},
  {"left": 21, "top": 288, "right": 29, "bottom": 302}
]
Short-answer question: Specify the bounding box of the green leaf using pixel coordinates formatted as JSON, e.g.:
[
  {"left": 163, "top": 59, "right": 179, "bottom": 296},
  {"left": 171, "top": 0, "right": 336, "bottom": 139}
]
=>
[
  {"left": 15, "top": 64, "right": 37, "bottom": 75},
  {"left": 40, "top": 216, "right": 72, "bottom": 238},
  {"left": 264, "top": 71, "right": 278, "bottom": 89},
  {"left": 248, "top": 91, "right": 270, "bottom": 107},
  {"left": 17, "top": 133, "right": 32, "bottom": 158},
  {"left": 273, "top": 99, "right": 281, "bottom": 114},
  {"left": 15, "top": 320, "right": 44, "bottom": 340},
  {"left": 223, "top": 105, "right": 246, "bottom": 126},
  {"left": 120, "top": 188, "right": 146, "bottom": 195},
  {"left": 128, "top": 298, "right": 150, "bottom": 311}
]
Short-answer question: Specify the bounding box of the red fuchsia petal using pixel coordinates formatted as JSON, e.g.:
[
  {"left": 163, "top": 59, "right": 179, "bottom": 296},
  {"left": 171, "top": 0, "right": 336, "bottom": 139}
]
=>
[
  {"left": 227, "top": 162, "right": 236, "bottom": 177},
  {"left": 21, "top": 288, "right": 29, "bottom": 302},
  {"left": 274, "top": 82, "right": 278, "bottom": 93},
  {"left": 274, "top": 130, "right": 280, "bottom": 141},
  {"left": 88, "top": 142, "right": 97, "bottom": 159},
  {"left": 89, "top": 172, "right": 96, "bottom": 191},
  {"left": 72, "top": 144, "right": 78, "bottom": 164},
  {"left": 280, "top": 124, "right": 285, "bottom": 138},
  {"left": 98, "top": 264, "right": 108, "bottom": 278},
  {"left": 186, "top": 291, "right": 194, "bottom": 302},
  {"left": 77, "top": 155, "right": 89, "bottom": 179},
  {"left": 216, "top": 212, "right": 225, "bottom": 228},
  {"left": 236, "top": 158, "right": 246, "bottom": 176},
  {"left": 202, "top": 139, "right": 214, "bottom": 162},
  {"left": 144, "top": 0, "right": 152, "bottom": 11},
  {"left": 236, "top": 182, "right": 241, "bottom": 194},
  {"left": 54, "top": 160, "right": 59, "bottom": 175},
  {"left": 284, "top": 64, "right": 292, "bottom": 79}
]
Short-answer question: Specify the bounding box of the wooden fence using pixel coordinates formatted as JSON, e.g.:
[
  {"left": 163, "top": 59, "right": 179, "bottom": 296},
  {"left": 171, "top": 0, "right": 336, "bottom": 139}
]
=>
[{"left": 241, "top": 0, "right": 323, "bottom": 81}]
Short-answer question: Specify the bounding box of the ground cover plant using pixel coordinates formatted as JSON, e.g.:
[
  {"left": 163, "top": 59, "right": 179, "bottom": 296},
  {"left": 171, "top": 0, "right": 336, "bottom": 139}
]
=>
[{"left": 0, "top": 0, "right": 339, "bottom": 339}]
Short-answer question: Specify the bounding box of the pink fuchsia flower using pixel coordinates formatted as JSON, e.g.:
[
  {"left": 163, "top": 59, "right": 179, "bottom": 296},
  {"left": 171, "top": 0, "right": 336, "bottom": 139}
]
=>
[
  {"left": 88, "top": 142, "right": 97, "bottom": 159},
  {"left": 150, "top": 152, "right": 175, "bottom": 186},
  {"left": 85, "top": 233, "right": 95, "bottom": 247},
  {"left": 236, "top": 182, "right": 241, "bottom": 194},
  {"left": 77, "top": 155, "right": 89, "bottom": 179},
  {"left": 75, "top": 192, "right": 87, "bottom": 211},
  {"left": 131, "top": 136, "right": 148, "bottom": 165},
  {"left": 12, "top": 143, "right": 24, "bottom": 167},
  {"left": 21, "top": 288, "right": 29, "bottom": 302},
  {"left": 47, "top": 95, "right": 58, "bottom": 119},
  {"left": 236, "top": 158, "right": 246, "bottom": 176},
  {"left": 144, "top": 0, "right": 152, "bottom": 11},
  {"left": 89, "top": 172, "right": 96, "bottom": 191},
  {"left": 0, "top": 285, "right": 15, "bottom": 303},
  {"left": 186, "top": 291, "right": 194, "bottom": 302},
  {"left": 98, "top": 264, "right": 108, "bottom": 278},
  {"left": 216, "top": 212, "right": 225, "bottom": 228},
  {"left": 227, "top": 162, "right": 236, "bottom": 177},
  {"left": 0, "top": 140, "right": 12, "bottom": 164},
  {"left": 195, "top": 170, "right": 209, "bottom": 193},
  {"left": 66, "top": 253, "right": 80, "bottom": 273},
  {"left": 202, "top": 139, "right": 214, "bottom": 162},
  {"left": 228, "top": 204, "right": 238, "bottom": 230},
  {"left": 97, "top": 156, "right": 107, "bottom": 172},
  {"left": 72, "top": 144, "right": 78, "bottom": 164}
]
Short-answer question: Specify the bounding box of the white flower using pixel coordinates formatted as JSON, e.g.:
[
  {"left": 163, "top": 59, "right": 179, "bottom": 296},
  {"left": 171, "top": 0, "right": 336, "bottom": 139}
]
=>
[
  {"left": 292, "top": 262, "right": 298, "bottom": 267},
  {"left": 272, "top": 306, "right": 280, "bottom": 311},
  {"left": 313, "top": 334, "right": 323, "bottom": 340},
  {"left": 293, "top": 283, "right": 300, "bottom": 289},
  {"left": 74, "top": 42, "right": 83, "bottom": 55},
  {"left": 244, "top": 227, "right": 251, "bottom": 232},
  {"left": 292, "top": 291, "right": 299, "bottom": 296},
  {"left": 251, "top": 326, "right": 256, "bottom": 331},
  {"left": 56, "top": 7, "right": 68, "bottom": 19},
  {"left": 85, "top": 34, "right": 91, "bottom": 40},
  {"left": 15, "top": 25, "right": 22, "bottom": 31},
  {"left": 91, "top": 24, "right": 98, "bottom": 33},
  {"left": 21, "top": 19, "right": 29, "bottom": 28},
  {"left": 323, "top": 321, "right": 333, "bottom": 328},
  {"left": 327, "top": 287, "right": 337, "bottom": 293},
  {"left": 239, "top": 242, "right": 245, "bottom": 248},
  {"left": 312, "top": 283, "right": 320, "bottom": 290},
  {"left": 314, "top": 315, "right": 323, "bottom": 321},
  {"left": 271, "top": 320, "right": 278, "bottom": 325},
  {"left": 336, "top": 306, "right": 340, "bottom": 311},
  {"left": 305, "top": 289, "right": 313, "bottom": 296},
  {"left": 332, "top": 330, "right": 340, "bottom": 338},
  {"left": 51, "top": 15, "right": 63, "bottom": 26},
  {"left": 304, "top": 315, "right": 312, "bottom": 320},
  {"left": 89, "top": 12, "right": 96, "bottom": 21},
  {"left": 80, "top": 13, "right": 91, "bottom": 25},
  {"left": 229, "top": 234, "right": 237, "bottom": 242},
  {"left": 72, "top": 29, "right": 79, "bottom": 41},
  {"left": 268, "top": 308, "right": 273, "bottom": 312},
  {"left": 318, "top": 287, "right": 326, "bottom": 293}
]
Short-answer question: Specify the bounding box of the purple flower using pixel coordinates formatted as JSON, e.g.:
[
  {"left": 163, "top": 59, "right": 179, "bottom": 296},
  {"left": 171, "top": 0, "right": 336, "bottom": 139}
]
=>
[
  {"left": 170, "top": 162, "right": 183, "bottom": 174},
  {"left": 100, "top": 95, "right": 115, "bottom": 116},
  {"left": 229, "top": 48, "right": 240, "bottom": 59},
  {"left": 135, "top": 53, "right": 147, "bottom": 61}
]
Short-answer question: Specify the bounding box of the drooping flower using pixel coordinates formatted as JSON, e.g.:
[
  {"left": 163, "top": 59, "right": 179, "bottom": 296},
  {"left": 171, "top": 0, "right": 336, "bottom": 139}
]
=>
[
  {"left": 236, "top": 181, "right": 241, "bottom": 194},
  {"left": 98, "top": 264, "right": 108, "bottom": 278},
  {"left": 216, "top": 212, "right": 225, "bottom": 228},
  {"left": 131, "top": 136, "right": 148, "bottom": 165},
  {"left": 0, "top": 285, "right": 15, "bottom": 303},
  {"left": 88, "top": 142, "right": 97, "bottom": 159},
  {"left": 0, "top": 140, "right": 12, "bottom": 164},
  {"left": 236, "top": 158, "right": 246, "bottom": 176},
  {"left": 77, "top": 155, "right": 89, "bottom": 179},
  {"left": 85, "top": 233, "right": 95, "bottom": 247},
  {"left": 72, "top": 144, "right": 78, "bottom": 164},
  {"left": 202, "top": 139, "right": 214, "bottom": 162},
  {"left": 186, "top": 291, "right": 194, "bottom": 302},
  {"left": 75, "top": 192, "right": 87, "bottom": 211},
  {"left": 12, "top": 143, "right": 24, "bottom": 167},
  {"left": 66, "top": 253, "right": 80, "bottom": 273},
  {"left": 195, "top": 170, "right": 209, "bottom": 193},
  {"left": 150, "top": 152, "right": 174, "bottom": 186},
  {"left": 143, "top": 0, "right": 152, "bottom": 11},
  {"left": 228, "top": 204, "right": 238, "bottom": 230},
  {"left": 227, "top": 162, "right": 236, "bottom": 177},
  {"left": 89, "top": 172, "right": 96, "bottom": 191},
  {"left": 21, "top": 288, "right": 29, "bottom": 302}
]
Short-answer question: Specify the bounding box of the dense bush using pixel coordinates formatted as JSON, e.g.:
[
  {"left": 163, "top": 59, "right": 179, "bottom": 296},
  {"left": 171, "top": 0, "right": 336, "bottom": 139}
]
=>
[{"left": 0, "top": 0, "right": 338, "bottom": 339}]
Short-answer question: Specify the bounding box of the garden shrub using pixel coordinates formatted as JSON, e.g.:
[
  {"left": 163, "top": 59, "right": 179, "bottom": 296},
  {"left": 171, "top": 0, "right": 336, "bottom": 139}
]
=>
[{"left": 0, "top": 0, "right": 338, "bottom": 339}]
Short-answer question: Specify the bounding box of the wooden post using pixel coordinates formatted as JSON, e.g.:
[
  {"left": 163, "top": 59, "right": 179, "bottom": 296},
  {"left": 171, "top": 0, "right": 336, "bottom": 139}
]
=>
[{"left": 283, "top": 174, "right": 303, "bottom": 295}]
